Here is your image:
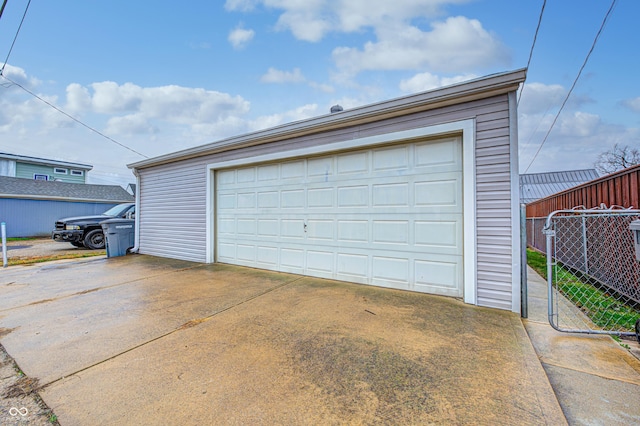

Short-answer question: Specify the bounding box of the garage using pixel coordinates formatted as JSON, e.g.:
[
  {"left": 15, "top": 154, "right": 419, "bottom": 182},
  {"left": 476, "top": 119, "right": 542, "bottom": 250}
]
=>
[
  {"left": 215, "top": 136, "right": 464, "bottom": 297},
  {"left": 130, "top": 69, "right": 525, "bottom": 312}
]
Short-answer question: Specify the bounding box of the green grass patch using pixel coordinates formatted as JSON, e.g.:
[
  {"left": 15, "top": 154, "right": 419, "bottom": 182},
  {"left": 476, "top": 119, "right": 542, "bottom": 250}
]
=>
[
  {"left": 6, "top": 237, "right": 38, "bottom": 242},
  {"left": 526, "top": 248, "right": 547, "bottom": 279},
  {"left": 7, "top": 251, "right": 105, "bottom": 266},
  {"left": 527, "top": 248, "right": 639, "bottom": 331}
]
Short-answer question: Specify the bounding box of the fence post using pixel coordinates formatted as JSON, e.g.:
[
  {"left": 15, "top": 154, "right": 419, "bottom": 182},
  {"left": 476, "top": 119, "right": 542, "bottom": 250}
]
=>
[
  {"left": 1, "top": 222, "right": 7, "bottom": 268},
  {"left": 581, "top": 215, "right": 589, "bottom": 274},
  {"left": 544, "top": 221, "right": 556, "bottom": 329},
  {"left": 520, "top": 205, "right": 528, "bottom": 318},
  {"left": 530, "top": 218, "right": 535, "bottom": 248}
]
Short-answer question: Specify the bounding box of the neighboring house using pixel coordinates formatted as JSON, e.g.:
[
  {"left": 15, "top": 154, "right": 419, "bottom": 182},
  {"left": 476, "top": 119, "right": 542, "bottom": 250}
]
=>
[
  {"left": 0, "top": 152, "right": 92, "bottom": 184},
  {"left": 126, "top": 183, "right": 137, "bottom": 196},
  {"left": 0, "top": 176, "right": 134, "bottom": 237},
  {"left": 129, "top": 69, "right": 526, "bottom": 313},
  {"left": 519, "top": 169, "right": 599, "bottom": 204}
]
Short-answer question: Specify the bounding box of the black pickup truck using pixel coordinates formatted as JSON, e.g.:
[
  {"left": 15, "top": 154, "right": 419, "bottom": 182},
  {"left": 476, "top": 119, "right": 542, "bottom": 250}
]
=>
[{"left": 52, "top": 203, "right": 135, "bottom": 249}]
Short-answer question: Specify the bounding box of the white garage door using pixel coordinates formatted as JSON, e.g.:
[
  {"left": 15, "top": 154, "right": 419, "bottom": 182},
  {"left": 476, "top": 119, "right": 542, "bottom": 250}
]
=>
[{"left": 215, "top": 136, "right": 463, "bottom": 297}]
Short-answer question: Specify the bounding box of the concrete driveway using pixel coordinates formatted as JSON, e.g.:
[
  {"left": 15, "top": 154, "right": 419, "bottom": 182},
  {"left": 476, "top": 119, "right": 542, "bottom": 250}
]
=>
[{"left": 0, "top": 255, "right": 565, "bottom": 425}]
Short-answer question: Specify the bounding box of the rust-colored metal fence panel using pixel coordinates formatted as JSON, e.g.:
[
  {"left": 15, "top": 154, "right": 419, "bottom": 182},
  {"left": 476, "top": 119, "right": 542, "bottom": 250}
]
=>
[{"left": 526, "top": 165, "right": 640, "bottom": 218}]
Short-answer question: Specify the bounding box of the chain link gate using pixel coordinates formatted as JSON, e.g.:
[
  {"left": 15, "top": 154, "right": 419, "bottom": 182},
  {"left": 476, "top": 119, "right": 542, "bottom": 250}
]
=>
[{"left": 543, "top": 208, "right": 640, "bottom": 339}]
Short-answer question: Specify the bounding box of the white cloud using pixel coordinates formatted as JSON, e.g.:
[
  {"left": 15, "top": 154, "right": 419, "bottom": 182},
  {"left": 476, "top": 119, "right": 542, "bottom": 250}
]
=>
[
  {"left": 622, "top": 97, "right": 640, "bottom": 113},
  {"left": 332, "top": 17, "right": 509, "bottom": 78},
  {"left": 249, "top": 103, "right": 318, "bottom": 131},
  {"left": 0, "top": 63, "right": 40, "bottom": 90},
  {"left": 225, "top": 0, "right": 470, "bottom": 41},
  {"left": 105, "top": 114, "right": 158, "bottom": 137},
  {"left": 518, "top": 82, "right": 566, "bottom": 115},
  {"left": 61, "top": 81, "right": 251, "bottom": 138},
  {"left": 309, "top": 81, "right": 334, "bottom": 93},
  {"left": 224, "top": 0, "right": 260, "bottom": 12},
  {"left": 228, "top": 26, "right": 255, "bottom": 49},
  {"left": 399, "top": 71, "right": 477, "bottom": 93},
  {"left": 261, "top": 67, "right": 306, "bottom": 83},
  {"left": 557, "top": 111, "right": 601, "bottom": 137}
]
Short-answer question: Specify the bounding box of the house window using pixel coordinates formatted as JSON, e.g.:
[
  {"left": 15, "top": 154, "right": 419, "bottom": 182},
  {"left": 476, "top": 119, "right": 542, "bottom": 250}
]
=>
[
  {"left": 34, "top": 174, "right": 48, "bottom": 181},
  {"left": 70, "top": 169, "right": 84, "bottom": 176},
  {"left": 54, "top": 167, "right": 68, "bottom": 174}
]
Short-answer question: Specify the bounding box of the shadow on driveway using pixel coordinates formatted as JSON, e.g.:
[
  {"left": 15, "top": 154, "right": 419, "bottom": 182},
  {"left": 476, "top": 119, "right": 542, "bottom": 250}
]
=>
[{"left": 0, "top": 255, "right": 565, "bottom": 424}]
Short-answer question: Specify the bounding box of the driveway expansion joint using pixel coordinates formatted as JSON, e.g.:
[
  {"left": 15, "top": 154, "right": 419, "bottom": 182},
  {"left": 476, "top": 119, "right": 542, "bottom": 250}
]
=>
[{"left": 36, "top": 276, "right": 303, "bottom": 391}]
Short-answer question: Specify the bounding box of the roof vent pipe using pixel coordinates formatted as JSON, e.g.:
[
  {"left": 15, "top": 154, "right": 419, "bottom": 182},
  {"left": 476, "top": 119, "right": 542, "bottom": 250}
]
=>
[{"left": 330, "top": 104, "right": 343, "bottom": 113}]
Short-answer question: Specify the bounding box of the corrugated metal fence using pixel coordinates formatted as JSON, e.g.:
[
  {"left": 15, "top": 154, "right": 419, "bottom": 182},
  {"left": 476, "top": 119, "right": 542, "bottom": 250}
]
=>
[{"left": 526, "top": 164, "right": 640, "bottom": 218}]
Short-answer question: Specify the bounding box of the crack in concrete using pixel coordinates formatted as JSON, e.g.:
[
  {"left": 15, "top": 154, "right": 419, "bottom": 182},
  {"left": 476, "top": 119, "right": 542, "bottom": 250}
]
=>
[{"left": 36, "top": 276, "right": 303, "bottom": 391}]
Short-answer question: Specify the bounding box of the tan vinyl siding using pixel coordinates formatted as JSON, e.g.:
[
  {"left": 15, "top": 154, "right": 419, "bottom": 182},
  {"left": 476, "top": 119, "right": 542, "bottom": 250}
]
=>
[{"left": 137, "top": 93, "right": 516, "bottom": 309}]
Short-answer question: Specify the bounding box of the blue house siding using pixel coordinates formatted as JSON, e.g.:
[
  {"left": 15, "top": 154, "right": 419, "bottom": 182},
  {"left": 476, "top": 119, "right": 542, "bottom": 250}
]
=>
[{"left": 0, "top": 198, "right": 119, "bottom": 237}]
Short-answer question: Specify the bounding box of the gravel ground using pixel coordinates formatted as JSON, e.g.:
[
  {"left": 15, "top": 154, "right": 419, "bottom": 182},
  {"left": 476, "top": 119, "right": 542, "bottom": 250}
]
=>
[
  {"left": 2, "top": 238, "right": 104, "bottom": 261},
  {"left": 1, "top": 344, "right": 57, "bottom": 425}
]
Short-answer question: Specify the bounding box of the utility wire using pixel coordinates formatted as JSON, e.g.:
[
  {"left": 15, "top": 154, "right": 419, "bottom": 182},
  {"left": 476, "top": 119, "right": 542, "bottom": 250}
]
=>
[
  {"left": 1, "top": 74, "right": 149, "bottom": 159},
  {"left": 0, "top": 0, "right": 31, "bottom": 75},
  {"left": 523, "top": 0, "right": 617, "bottom": 174},
  {"left": 518, "top": 0, "right": 546, "bottom": 105},
  {"left": 0, "top": 0, "right": 9, "bottom": 21}
]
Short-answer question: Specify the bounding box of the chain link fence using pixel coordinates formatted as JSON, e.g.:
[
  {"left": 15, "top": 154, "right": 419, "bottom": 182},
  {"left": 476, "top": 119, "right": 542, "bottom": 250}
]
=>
[{"left": 540, "top": 208, "right": 640, "bottom": 337}]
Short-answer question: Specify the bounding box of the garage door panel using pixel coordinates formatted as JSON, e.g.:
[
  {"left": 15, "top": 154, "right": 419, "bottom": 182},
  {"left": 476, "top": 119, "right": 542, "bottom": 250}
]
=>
[
  {"left": 415, "top": 258, "right": 461, "bottom": 292},
  {"left": 372, "top": 183, "right": 409, "bottom": 207},
  {"left": 337, "top": 185, "right": 369, "bottom": 207},
  {"left": 308, "top": 187, "right": 334, "bottom": 207},
  {"left": 236, "top": 244, "right": 256, "bottom": 262},
  {"left": 256, "top": 246, "right": 278, "bottom": 266},
  {"left": 257, "top": 191, "right": 279, "bottom": 208},
  {"left": 337, "top": 253, "right": 369, "bottom": 279},
  {"left": 307, "top": 156, "right": 334, "bottom": 176},
  {"left": 306, "top": 250, "right": 334, "bottom": 273},
  {"left": 281, "top": 219, "right": 305, "bottom": 239},
  {"left": 415, "top": 220, "right": 461, "bottom": 255},
  {"left": 372, "top": 145, "right": 409, "bottom": 171},
  {"left": 307, "top": 219, "right": 334, "bottom": 240},
  {"left": 280, "top": 248, "right": 304, "bottom": 271},
  {"left": 372, "top": 256, "right": 410, "bottom": 284},
  {"left": 415, "top": 180, "right": 460, "bottom": 207},
  {"left": 281, "top": 160, "right": 305, "bottom": 179},
  {"left": 337, "top": 152, "right": 368, "bottom": 174},
  {"left": 216, "top": 137, "right": 463, "bottom": 297},
  {"left": 257, "top": 164, "right": 279, "bottom": 181},
  {"left": 372, "top": 220, "right": 409, "bottom": 245},
  {"left": 337, "top": 220, "right": 368, "bottom": 242},
  {"left": 236, "top": 167, "right": 256, "bottom": 183},
  {"left": 256, "top": 219, "right": 278, "bottom": 237},
  {"left": 415, "top": 138, "right": 461, "bottom": 170}
]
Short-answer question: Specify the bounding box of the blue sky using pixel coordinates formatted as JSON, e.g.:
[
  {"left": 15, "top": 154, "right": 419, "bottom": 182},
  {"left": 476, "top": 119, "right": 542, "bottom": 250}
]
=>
[{"left": 0, "top": 0, "right": 638, "bottom": 186}]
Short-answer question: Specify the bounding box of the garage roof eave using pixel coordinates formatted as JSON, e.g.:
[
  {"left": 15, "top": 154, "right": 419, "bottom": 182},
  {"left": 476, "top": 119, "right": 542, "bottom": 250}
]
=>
[{"left": 129, "top": 68, "right": 526, "bottom": 170}]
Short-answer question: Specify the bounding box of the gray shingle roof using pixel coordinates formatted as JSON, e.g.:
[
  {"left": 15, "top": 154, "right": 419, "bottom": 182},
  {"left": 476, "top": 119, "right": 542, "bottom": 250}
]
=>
[
  {"left": 0, "top": 176, "right": 134, "bottom": 202},
  {"left": 520, "top": 169, "right": 599, "bottom": 204}
]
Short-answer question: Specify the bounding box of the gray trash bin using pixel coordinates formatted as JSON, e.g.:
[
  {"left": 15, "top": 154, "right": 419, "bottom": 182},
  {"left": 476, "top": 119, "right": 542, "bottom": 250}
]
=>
[
  {"left": 100, "top": 218, "right": 135, "bottom": 258},
  {"left": 630, "top": 220, "right": 640, "bottom": 261}
]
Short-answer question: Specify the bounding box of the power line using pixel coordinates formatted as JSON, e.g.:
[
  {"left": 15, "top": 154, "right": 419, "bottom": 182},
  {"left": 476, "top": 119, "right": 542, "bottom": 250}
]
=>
[
  {"left": 0, "top": 1, "right": 9, "bottom": 21},
  {"left": 0, "top": 73, "right": 149, "bottom": 159},
  {"left": 518, "top": 0, "right": 546, "bottom": 105},
  {"left": 523, "top": 0, "right": 618, "bottom": 174},
  {"left": 0, "top": 0, "right": 31, "bottom": 76}
]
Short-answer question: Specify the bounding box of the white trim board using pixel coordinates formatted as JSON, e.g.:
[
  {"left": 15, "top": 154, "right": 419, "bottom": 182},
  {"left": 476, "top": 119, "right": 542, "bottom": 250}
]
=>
[{"left": 206, "top": 119, "right": 477, "bottom": 305}]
